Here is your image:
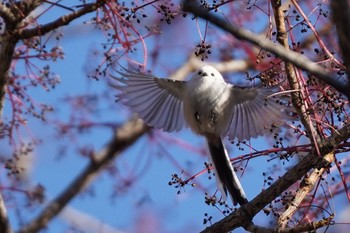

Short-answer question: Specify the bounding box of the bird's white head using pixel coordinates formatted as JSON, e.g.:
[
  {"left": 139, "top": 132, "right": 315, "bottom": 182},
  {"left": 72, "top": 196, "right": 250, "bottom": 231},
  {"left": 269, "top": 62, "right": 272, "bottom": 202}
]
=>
[{"left": 191, "top": 65, "right": 224, "bottom": 82}]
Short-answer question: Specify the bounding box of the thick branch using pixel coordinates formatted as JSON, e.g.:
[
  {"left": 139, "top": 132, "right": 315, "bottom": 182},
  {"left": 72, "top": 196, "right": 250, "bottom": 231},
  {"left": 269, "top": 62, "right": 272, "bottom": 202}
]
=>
[
  {"left": 0, "top": 192, "right": 12, "bottom": 233},
  {"left": 17, "top": 117, "right": 150, "bottom": 233},
  {"left": 271, "top": 2, "right": 324, "bottom": 228},
  {"left": 0, "top": 37, "right": 17, "bottom": 117},
  {"left": 182, "top": 0, "right": 350, "bottom": 99},
  {"left": 0, "top": 3, "right": 16, "bottom": 24},
  {"left": 17, "top": 55, "right": 247, "bottom": 233},
  {"left": 201, "top": 123, "right": 350, "bottom": 232},
  {"left": 245, "top": 215, "right": 334, "bottom": 233},
  {"left": 331, "top": 0, "right": 350, "bottom": 80},
  {"left": 271, "top": 0, "right": 321, "bottom": 144},
  {"left": 0, "top": 0, "right": 47, "bottom": 116},
  {"left": 277, "top": 152, "right": 334, "bottom": 228},
  {"left": 7, "top": 0, "right": 42, "bottom": 28},
  {"left": 12, "top": 2, "right": 104, "bottom": 39}
]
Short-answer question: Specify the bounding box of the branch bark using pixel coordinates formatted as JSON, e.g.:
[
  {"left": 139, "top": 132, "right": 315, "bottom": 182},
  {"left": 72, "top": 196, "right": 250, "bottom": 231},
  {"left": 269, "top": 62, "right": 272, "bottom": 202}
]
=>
[
  {"left": 330, "top": 0, "right": 350, "bottom": 80},
  {"left": 12, "top": 2, "right": 104, "bottom": 39},
  {"left": 0, "top": 4, "right": 16, "bottom": 25},
  {"left": 0, "top": 192, "right": 12, "bottom": 233},
  {"left": 276, "top": 155, "right": 332, "bottom": 229},
  {"left": 245, "top": 214, "right": 334, "bottom": 233},
  {"left": 271, "top": 0, "right": 321, "bottom": 143},
  {"left": 182, "top": 0, "right": 350, "bottom": 99},
  {"left": 271, "top": 1, "right": 324, "bottom": 228},
  {"left": 17, "top": 117, "right": 150, "bottom": 233},
  {"left": 0, "top": 37, "right": 17, "bottom": 117},
  {"left": 200, "top": 123, "right": 350, "bottom": 233}
]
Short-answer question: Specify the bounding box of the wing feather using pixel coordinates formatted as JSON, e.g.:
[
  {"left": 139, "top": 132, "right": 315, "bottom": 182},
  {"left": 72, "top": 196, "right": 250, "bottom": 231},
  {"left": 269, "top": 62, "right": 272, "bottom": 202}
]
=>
[
  {"left": 224, "top": 86, "right": 286, "bottom": 141},
  {"left": 112, "top": 69, "right": 186, "bottom": 132}
]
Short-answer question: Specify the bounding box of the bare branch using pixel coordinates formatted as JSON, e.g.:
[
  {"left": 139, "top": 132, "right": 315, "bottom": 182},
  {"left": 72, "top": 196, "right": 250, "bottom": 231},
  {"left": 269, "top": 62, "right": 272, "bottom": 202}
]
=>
[
  {"left": 17, "top": 117, "right": 150, "bottom": 233},
  {"left": 0, "top": 3, "right": 16, "bottom": 24},
  {"left": 0, "top": 192, "right": 12, "bottom": 233},
  {"left": 271, "top": 0, "right": 321, "bottom": 146},
  {"left": 0, "top": 0, "right": 46, "bottom": 116},
  {"left": 331, "top": 0, "right": 350, "bottom": 79},
  {"left": 8, "top": 0, "right": 42, "bottom": 27},
  {"left": 0, "top": 38, "right": 17, "bottom": 117},
  {"left": 245, "top": 215, "right": 334, "bottom": 233},
  {"left": 182, "top": 0, "right": 350, "bottom": 99},
  {"left": 277, "top": 154, "right": 333, "bottom": 228},
  {"left": 200, "top": 123, "right": 350, "bottom": 232},
  {"left": 12, "top": 1, "right": 104, "bottom": 39}
]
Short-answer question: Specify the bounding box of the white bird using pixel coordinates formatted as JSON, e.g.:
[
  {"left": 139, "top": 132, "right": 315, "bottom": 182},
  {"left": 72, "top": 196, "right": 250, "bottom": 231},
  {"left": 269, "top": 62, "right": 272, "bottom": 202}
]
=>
[{"left": 113, "top": 65, "right": 287, "bottom": 205}]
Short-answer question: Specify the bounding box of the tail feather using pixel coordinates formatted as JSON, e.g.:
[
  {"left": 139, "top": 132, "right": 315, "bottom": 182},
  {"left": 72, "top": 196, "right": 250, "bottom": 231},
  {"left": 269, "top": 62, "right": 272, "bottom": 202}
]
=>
[{"left": 207, "top": 137, "right": 248, "bottom": 206}]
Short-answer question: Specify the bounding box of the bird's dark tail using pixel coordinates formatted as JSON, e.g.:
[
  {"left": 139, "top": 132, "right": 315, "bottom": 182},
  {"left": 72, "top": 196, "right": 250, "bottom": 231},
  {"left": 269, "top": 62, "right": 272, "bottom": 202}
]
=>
[{"left": 207, "top": 137, "right": 248, "bottom": 206}]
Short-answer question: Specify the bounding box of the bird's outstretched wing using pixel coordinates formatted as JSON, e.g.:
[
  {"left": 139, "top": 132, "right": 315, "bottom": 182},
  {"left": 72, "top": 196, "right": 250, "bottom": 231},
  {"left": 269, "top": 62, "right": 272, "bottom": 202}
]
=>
[
  {"left": 219, "top": 85, "right": 287, "bottom": 141},
  {"left": 112, "top": 68, "right": 187, "bottom": 132}
]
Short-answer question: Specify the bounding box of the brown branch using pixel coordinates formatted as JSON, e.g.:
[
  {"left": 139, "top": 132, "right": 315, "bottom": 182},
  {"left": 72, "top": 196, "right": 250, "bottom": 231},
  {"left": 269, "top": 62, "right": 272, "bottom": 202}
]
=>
[
  {"left": 0, "top": 3, "right": 16, "bottom": 24},
  {"left": 200, "top": 151, "right": 329, "bottom": 233},
  {"left": 0, "top": 192, "right": 12, "bottom": 233},
  {"left": 200, "top": 123, "right": 350, "bottom": 232},
  {"left": 271, "top": 2, "right": 324, "bottom": 228},
  {"left": 245, "top": 214, "right": 334, "bottom": 233},
  {"left": 1, "top": 1, "right": 105, "bottom": 115},
  {"left": 181, "top": 0, "right": 350, "bottom": 99},
  {"left": 7, "top": 0, "right": 42, "bottom": 27},
  {"left": 17, "top": 117, "right": 150, "bottom": 233},
  {"left": 0, "top": 0, "right": 47, "bottom": 116},
  {"left": 0, "top": 38, "right": 17, "bottom": 117},
  {"left": 12, "top": 1, "right": 104, "bottom": 39},
  {"left": 331, "top": 0, "right": 350, "bottom": 80},
  {"left": 271, "top": 0, "right": 321, "bottom": 143},
  {"left": 277, "top": 152, "right": 334, "bottom": 228}
]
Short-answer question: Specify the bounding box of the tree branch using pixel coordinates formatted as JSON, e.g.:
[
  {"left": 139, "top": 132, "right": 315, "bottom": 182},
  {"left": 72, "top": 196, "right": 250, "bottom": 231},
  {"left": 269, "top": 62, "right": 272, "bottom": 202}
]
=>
[
  {"left": 0, "top": 192, "right": 12, "bottom": 233},
  {"left": 12, "top": 1, "right": 104, "bottom": 39},
  {"left": 0, "top": 3, "right": 16, "bottom": 25},
  {"left": 271, "top": 0, "right": 321, "bottom": 144},
  {"left": 245, "top": 214, "right": 334, "bottom": 233},
  {"left": 182, "top": 0, "right": 350, "bottom": 99},
  {"left": 200, "top": 123, "right": 350, "bottom": 232},
  {"left": 7, "top": 0, "right": 42, "bottom": 27},
  {"left": 271, "top": 2, "right": 324, "bottom": 228},
  {"left": 0, "top": 38, "right": 17, "bottom": 117},
  {"left": 277, "top": 153, "right": 334, "bottom": 228},
  {"left": 330, "top": 0, "right": 350, "bottom": 81},
  {"left": 17, "top": 117, "right": 150, "bottom": 233}
]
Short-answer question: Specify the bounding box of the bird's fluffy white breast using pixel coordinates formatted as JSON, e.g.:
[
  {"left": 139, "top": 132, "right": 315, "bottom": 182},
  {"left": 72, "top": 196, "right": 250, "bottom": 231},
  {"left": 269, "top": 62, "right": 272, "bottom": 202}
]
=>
[{"left": 183, "top": 72, "right": 229, "bottom": 136}]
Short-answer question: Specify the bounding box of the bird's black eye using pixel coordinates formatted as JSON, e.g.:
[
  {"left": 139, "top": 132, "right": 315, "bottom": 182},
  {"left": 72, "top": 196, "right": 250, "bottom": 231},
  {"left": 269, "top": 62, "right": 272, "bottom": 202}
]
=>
[
  {"left": 211, "top": 73, "right": 214, "bottom": 76},
  {"left": 198, "top": 71, "right": 202, "bottom": 75}
]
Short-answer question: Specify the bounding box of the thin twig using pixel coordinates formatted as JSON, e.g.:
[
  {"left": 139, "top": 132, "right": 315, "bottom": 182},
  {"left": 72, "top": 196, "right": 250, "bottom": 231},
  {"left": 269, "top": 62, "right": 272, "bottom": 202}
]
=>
[
  {"left": 245, "top": 214, "right": 334, "bottom": 233},
  {"left": 182, "top": 0, "right": 350, "bottom": 99}
]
